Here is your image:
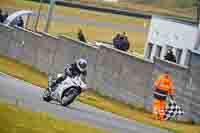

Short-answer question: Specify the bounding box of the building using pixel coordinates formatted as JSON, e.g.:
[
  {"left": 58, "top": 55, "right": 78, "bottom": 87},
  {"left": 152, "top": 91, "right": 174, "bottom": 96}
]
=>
[{"left": 144, "top": 16, "right": 199, "bottom": 66}]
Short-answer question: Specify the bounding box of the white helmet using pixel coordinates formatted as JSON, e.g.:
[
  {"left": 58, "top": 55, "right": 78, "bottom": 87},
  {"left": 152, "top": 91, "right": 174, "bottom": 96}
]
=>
[
  {"left": 76, "top": 58, "right": 87, "bottom": 72},
  {"left": 56, "top": 73, "right": 63, "bottom": 78}
]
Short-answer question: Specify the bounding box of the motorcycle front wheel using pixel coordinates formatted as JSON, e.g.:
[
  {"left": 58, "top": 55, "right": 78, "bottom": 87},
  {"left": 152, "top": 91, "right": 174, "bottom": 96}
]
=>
[{"left": 43, "top": 89, "right": 51, "bottom": 102}]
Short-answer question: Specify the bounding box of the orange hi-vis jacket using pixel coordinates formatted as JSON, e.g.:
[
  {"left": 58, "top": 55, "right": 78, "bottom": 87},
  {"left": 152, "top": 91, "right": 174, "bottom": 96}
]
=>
[{"left": 153, "top": 74, "right": 174, "bottom": 100}]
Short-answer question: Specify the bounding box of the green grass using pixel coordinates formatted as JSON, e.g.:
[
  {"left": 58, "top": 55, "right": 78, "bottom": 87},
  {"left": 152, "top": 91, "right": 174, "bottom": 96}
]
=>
[
  {"left": 0, "top": 0, "right": 148, "bottom": 54},
  {"left": 36, "top": 19, "right": 146, "bottom": 54},
  {"left": 0, "top": 52, "right": 200, "bottom": 133},
  {"left": 16, "top": 15, "right": 146, "bottom": 53},
  {"left": 0, "top": 101, "right": 109, "bottom": 133},
  {"left": 74, "top": 0, "right": 195, "bottom": 20},
  {"left": 0, "top": 0, "right": 148, "bottom": 26},
  {"left": 78, "top": 91, "right": 200, "bottom": 133},
  {"left": 175, "top": 0, "right": 193, "bottom": 8}
]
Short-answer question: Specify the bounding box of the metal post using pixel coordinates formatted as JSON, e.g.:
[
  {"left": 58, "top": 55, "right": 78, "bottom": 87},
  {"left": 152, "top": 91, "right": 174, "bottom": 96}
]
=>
[
  {"left": 25, "top": 15, "right": 30, "bottom": 29},
  {"left": 193, "top": 0, "right": 200, "bottom": 25},
  {"left": 34, "top": 0, "right": 43, "bottom": 31},
  {"left": 44, "top": 0, "right": 55, "bottom": 33},
  {"left": 196, "top": 0, "right": 200, "bottom": 26},
  {"left": 197, "top": 0, "right": 199, "bottom": 25},
  {"left": 199, "top": 0, "right": 200, "bottom": 25}
]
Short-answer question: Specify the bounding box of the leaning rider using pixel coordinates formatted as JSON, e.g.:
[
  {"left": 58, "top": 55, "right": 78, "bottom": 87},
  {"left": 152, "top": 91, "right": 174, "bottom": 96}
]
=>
[{"left": 50, "top": 58, "right": 87, "bottom": 90}]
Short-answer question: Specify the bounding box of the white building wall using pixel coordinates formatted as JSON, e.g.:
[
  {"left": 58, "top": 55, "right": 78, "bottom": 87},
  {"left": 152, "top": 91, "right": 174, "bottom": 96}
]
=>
[
  {"left": 145, "top": 16, "right": 199, "bottom": 66},
  {"left": 148, "top": 17, "right": 198, "bottom": 49}
]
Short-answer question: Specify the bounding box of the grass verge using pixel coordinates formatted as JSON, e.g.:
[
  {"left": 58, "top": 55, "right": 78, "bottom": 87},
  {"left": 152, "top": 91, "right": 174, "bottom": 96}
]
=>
[
  {"left": 0, "top": 0, "right": 148, "bottom": 54},
  {"left": 36, "top": 19, "right": 146, "bottom": 54},
  {"left": 0, "top": 53, "right": 200, "bottom": 133},
  {"left": 77, "top": 0, "right": 195, "bottom": 21},
  {"left": 0, "top": 0, "right": 149, "bottom": 27},
  {"left": 0, "top": 100, "right": 109, "bottom": 133}
]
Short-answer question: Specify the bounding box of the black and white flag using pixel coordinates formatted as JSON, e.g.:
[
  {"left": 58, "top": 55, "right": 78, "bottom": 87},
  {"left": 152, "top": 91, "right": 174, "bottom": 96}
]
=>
[{"left": 164, "top": 97, "right": 184, "bottom": 120}]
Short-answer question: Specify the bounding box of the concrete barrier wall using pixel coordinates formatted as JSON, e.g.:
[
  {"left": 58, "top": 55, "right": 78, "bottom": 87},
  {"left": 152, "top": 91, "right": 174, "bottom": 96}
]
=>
[
  {"left": 189, "top": 50, "right": 200, "bottom": 122},
  {"left": 0, "top": 24, "right": 155, "bottom": 108},
  {"left": 0, "top": 24, "right": 200, "bottom": 122},
  {"left": 36, "top": 32, "right": 59, "bottom": 74},
  {"left": 12, "top": 28, "right": 42, "bottom": 67},
  {"left": 95, "top": 45, "right": 154, "bottom": 107},
  {"left": 0, "top": 25, "right": 12, "bottom": 56},
  {"left": 0, "top": 25, "right": 42, "bottom": 68}
]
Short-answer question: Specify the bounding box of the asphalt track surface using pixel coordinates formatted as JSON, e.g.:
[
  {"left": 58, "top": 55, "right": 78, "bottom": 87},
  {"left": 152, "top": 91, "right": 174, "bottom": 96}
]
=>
[{"left": 0, "top": 73, "right": 171, "bottom": 133}]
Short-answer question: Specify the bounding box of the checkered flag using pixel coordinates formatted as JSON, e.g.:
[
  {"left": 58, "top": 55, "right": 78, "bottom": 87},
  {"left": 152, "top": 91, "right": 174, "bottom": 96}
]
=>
[{"left": 164, "top": 96, "right": 184, "bottom": 120}]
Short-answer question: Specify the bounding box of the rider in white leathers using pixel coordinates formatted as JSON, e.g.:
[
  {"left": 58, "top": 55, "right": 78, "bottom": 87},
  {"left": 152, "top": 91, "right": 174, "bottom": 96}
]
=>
[{"left": 50, "top": 59, "right": 88, "bottom": 92}]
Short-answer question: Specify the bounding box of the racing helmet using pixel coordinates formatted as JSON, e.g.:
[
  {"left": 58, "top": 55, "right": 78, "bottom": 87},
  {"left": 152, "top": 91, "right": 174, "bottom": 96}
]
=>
[
  {"left": 56, "top": 73, "right": 63, "bottom": 78},
  {"left": 76, "top": 58, "right": 87, "bottom": 72}
]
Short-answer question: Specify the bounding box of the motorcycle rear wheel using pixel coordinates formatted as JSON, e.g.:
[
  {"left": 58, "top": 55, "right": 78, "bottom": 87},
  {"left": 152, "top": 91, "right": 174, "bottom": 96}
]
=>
[
  {"left": 61, "top": 88, "right": 79, "bottom": 106},
  {"left": 61, "top": 94, "right": 75, "bottom": 106}
]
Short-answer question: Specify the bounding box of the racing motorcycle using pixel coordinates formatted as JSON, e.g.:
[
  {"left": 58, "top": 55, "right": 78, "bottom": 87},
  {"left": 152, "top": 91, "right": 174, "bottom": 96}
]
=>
[{"left": 42, "top": 74, "right": 86, "bottom": 106}]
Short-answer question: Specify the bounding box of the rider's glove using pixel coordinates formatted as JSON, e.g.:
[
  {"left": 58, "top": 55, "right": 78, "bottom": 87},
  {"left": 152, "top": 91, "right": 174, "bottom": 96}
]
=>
[{"left": 169, "top": 95, "right": 174, "bottom": 100}]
